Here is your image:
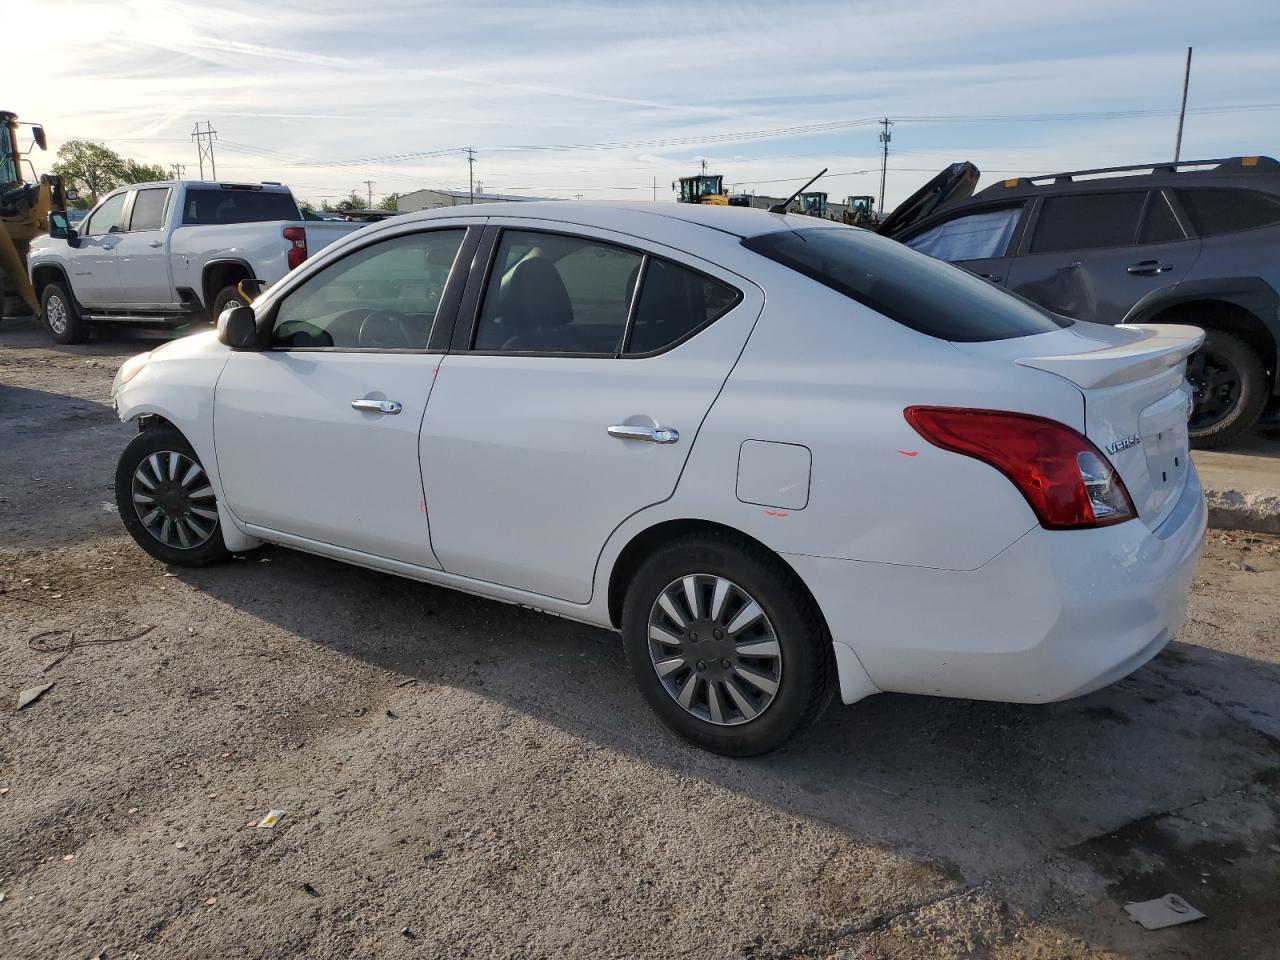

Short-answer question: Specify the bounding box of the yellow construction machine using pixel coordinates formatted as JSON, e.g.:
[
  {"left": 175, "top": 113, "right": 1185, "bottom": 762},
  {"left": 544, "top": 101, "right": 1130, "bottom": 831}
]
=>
[
  {"left": 674, "top": 172, "right": 729, "bottom": 205},
  {"left": 1, "top": 111, "right": 67, "bottom": 319}
]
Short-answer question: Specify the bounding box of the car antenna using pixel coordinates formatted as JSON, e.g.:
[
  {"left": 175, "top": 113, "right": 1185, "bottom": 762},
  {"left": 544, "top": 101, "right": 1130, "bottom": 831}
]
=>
[{"left": 769, "top": 168, "right": 828, "bottom": 214}]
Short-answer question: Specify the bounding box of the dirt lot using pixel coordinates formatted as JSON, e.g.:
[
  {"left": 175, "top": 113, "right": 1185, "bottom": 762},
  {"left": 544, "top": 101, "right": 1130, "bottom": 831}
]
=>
[{"left": 2, "top": 317, "right": 1279, "bottom": 960}]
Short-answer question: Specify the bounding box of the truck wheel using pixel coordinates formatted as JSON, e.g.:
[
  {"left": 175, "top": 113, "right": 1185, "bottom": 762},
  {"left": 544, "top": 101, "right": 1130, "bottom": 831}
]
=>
[
  {"left": 41, "top": 282, "right": 90, "bottom": 344},
  {"left": 1187, "top": 329, "right": 1268, "bottom": 449},
  {"left": 211, "top": 284, "right": 247, "bottom": 323}
]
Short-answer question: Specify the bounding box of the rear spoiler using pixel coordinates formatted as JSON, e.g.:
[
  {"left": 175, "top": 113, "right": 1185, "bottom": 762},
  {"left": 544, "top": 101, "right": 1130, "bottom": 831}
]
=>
[{"left": 1016, "top": 324, "right": 1205, "bottom": 389}]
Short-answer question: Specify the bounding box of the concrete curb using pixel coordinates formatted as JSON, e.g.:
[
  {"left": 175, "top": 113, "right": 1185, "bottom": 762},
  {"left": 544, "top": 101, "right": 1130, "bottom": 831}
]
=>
[{"left": 1204, "top": 487, "right": 1280, "bottom": 535}]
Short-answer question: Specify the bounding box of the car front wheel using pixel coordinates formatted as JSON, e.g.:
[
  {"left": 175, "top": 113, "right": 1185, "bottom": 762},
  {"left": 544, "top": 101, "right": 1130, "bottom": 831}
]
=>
[
  {"left": 114, "top": 427, "right": 231, "bottom": 566},
  {"left": 41, "top": 282, "right": 89, "bottom": 344},
  {"left": 621, "top": 534, "right": 835, "bottom": 756}
]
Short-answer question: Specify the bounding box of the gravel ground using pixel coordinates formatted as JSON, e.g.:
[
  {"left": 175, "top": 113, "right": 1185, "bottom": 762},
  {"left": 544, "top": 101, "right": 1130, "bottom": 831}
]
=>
[{"left": 2, "top": 317, "right": 1279, "bottom": 960}]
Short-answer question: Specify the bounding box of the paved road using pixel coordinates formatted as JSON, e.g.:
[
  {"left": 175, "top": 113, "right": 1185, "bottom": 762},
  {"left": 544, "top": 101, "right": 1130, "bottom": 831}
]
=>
[{"left": 2, "top": 318, "right": 1278, "bottom": 959}]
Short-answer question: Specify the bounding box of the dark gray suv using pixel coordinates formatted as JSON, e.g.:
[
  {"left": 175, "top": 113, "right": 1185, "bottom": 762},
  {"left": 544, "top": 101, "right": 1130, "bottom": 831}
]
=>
[{"left": 880, "top": 156, "right": 1280, "bottom": 447}]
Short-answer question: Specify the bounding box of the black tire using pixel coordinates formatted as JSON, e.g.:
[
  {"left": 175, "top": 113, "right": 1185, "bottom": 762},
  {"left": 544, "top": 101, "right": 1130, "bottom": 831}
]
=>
[
  {"left": 41, "top": 282, "right": 90, "bottom": 344},
  {"left": 621, "top": 533, "right": 836, "bottom": 756},
  {"left": 210, "top": 284, "right": 247, "bottom": 323},
  {"left": 115, "top": 427, "right": 231, "bottom": 567},
  {"left": 1187, "top": 329, "right": 1268, "bottom": 449}
]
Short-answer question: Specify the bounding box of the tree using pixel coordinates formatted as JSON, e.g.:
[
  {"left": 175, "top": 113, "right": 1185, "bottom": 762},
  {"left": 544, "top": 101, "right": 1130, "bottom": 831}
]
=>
[
  {"left": 120, "top": 159, "right": 168, "bottom": 184},
  {"left": 333, "top": 192, "right": 365, "bottom": 213},
  {"left": 51, "top": 141, "right": 125, "bottom": 204},
  {"left": 298, "top": 199, "right": 315, "bottom": 212},
  {"left": 377, "top": 193, "right": 399, "bottom": 211}
]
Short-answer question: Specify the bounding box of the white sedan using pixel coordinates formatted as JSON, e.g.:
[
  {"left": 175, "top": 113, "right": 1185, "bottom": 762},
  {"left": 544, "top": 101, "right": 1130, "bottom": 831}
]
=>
[{"left": 110, "top": 202, "right": 1207, "bottom": 755}]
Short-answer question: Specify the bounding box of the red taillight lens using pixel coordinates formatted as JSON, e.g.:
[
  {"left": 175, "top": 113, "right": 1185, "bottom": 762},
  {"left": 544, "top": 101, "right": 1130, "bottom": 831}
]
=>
[
  {"left": 904, "top": 406, "right": 1136, "bottom": 529},
  {"left": 283, "top": 226, "right": 308, "bottom": 270}
]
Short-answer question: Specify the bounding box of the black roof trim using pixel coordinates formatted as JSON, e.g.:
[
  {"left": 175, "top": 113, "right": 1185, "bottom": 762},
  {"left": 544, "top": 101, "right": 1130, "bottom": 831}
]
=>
[{"left": 975, "top": 155, "right": 1279, "bottom": 199}]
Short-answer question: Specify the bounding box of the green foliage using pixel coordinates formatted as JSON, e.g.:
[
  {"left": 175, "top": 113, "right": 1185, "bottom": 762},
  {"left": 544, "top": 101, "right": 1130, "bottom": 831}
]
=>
[
  {"left": 333, "top": 192, "right": 365, "bottom": 213},
  {"left": 51, "top": 140, "right": 170, "bottom": 203},
  {"left": 377, "top": 193, "right": 399, "bottom": 211},
  {"left": 120, "top": 159, "right": 168, "bottom": 183}
]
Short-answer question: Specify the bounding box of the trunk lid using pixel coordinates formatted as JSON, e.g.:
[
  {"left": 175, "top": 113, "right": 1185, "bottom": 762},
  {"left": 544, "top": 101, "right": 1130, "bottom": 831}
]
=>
[
  {"left": 954, "top": 321, "right": 1204, "bottom": 529},
  {"left": 876, "top": 161, "right": 980, "bottom": 237}
]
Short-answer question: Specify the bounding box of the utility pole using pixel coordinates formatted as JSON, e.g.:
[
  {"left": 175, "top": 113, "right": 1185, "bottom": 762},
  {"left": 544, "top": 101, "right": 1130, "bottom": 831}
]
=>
[
  {"left": 363, "top": 180, "right": 375, "bottom": 208},
  {"left": 169, "top": 162, "right": 185, "bottom": 181},
  {"left": 653, "top": 176, "right": 657, "bottom": 202},
  {"left": 466, "top": 148, "right": 476, "bottom": 203},
  {"left": 878, "top": 118, "right": 893, "bottom": 215},
  {"left": 1173, "top": 46, "right": 1193, "bottom": 163},
  {"left": 191, "top": 121, "right": 218, "bottom": 180}
]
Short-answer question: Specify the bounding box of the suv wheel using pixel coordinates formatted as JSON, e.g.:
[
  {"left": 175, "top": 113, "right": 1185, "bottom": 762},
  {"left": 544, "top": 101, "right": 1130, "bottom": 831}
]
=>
[
  {"left": 41, "top": 282, "right": 90, "bottom": 344},
  {"left": 1187, "top": 329, "right": 1267, "bottom": 448},
  {"left": 621, "top": 534, "right": 835, "bottom": 756},
  {"left": 115, "top": 427, "right": 231, "bottom": 566}
]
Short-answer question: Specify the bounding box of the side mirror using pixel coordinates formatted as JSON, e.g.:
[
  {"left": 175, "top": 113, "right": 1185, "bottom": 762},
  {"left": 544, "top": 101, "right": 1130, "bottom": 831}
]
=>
[
  {"left": 48, "top": 211, "right": 69, "bottom": 240},
  {"left": 217, "top": 304, "right": 261, "bottom": 349},
  {"left": 66, "top": 187, "right": 79, "bottom": 202},
  {"left": 237, "top": 278, "right": 269, "bottom": 303},
  {"left": 32, "top": 125, "right": 47, "bottom": 151}
]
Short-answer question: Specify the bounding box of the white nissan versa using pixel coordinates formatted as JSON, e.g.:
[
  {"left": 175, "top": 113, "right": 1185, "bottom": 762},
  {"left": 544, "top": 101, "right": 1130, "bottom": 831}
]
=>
[{"left": 110, "top": 202, "right": 1207, "bottom": 755}]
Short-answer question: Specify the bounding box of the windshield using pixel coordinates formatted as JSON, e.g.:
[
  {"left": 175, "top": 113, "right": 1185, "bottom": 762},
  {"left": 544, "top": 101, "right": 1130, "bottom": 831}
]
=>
[
  {"left": 742, "top": 227, "right": 1072, "bottom": 342},
  {"left": 0, "top": 123, "right": 16, "bottom": 187}
]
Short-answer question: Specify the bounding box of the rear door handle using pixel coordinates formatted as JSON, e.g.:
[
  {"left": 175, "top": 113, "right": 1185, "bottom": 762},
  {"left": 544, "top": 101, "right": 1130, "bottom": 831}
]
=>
[
  {"left": 1127, "top": 260, "right": 1175, "bottom": 275},
  {"left": 351, "top": 398, "right": 402, "bottom": 415},
  {"left": 976, "top": 272, "right": 1002, "bottom": 283},
  {"left": 149, "top": 240, "right": 164, "bottom": 248},
  {"left": 608, "top": 423, "right": 679, "bottom": 444}
]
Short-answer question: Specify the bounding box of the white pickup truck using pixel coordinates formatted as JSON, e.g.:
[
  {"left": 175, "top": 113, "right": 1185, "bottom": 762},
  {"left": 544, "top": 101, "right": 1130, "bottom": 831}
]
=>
[{"left": 26, "top": 180, "right": 365, "bottom": 343}]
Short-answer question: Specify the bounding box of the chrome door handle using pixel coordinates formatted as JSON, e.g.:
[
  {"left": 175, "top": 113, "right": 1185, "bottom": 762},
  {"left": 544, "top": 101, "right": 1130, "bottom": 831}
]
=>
[
  {"left": 608, "top": 424, "right": 679, "bottom": 444},
  {"left": 351, "top": 398, "right": 402, "bottom": 415},
  {"left": 1127, "top": 260, "right": 1174, "bottom": 275},
  {"left": 100, "top": 244, "right": 116, "bottom": 251},
  {"left": 149, "top": 240, "right": 164, "bottom": 248},
  {"left": 976, "top": 272, "right": 1002, "bottom": 283}
]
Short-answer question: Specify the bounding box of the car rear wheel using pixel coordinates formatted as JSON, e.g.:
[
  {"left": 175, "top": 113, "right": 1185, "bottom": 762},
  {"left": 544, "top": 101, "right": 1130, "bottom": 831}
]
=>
[
  {"left": 621, "top": 534, "right": 835, "bottom": 756},
  {"left": 1187, "top": 329, "right": 1267, "bottom": 449},
  {"left": 115, "top": 427, "right": 231, "bottom": 566},
  {"left": 41, "top": 282, "right": 89, "bottom": 344}
]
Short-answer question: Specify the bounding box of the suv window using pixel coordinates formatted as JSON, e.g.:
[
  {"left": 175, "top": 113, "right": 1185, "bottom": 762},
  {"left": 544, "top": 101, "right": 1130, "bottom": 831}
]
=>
[
  {"left": 182, "top": 188, "right": 300, "bottom": 225},
  {"left": 83, "top": 193, "right": 128, "bottom": 237},
  {"left": 905, "top": 206, "right": 1022, "bottom": 262},
  {"left": 1029, "top": 192, "right": 1145, "bottom": 253},
  {"left": 272, "top": 229, "right": 465, "bottom": 349},
  {"left": 128, "top": 188, "right": 170, "bottom": 232},
  {"left": 1176, "top": 188, "right": 1280, "bottom": 236},
  {"left": 1138, "top": 191, "right": 1184, "bottom": 244},
  {"left": 743, "top": 227, "right": 1070, "bottom": 342},
  {"left": 626, "top": 258, "right": 740, "bottom": 354},
  {"left": 474, "top": 231, "right": 642, "bottom": 354}
]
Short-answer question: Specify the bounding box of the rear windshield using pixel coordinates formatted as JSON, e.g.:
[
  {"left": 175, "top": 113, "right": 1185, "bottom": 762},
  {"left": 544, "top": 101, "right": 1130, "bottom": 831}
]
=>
[
  {"left": 181, "top": 188, "right": 300, "bottom": 225},
  {"left": 743, "top": 227, "right": 1071, "bottom": 342}
]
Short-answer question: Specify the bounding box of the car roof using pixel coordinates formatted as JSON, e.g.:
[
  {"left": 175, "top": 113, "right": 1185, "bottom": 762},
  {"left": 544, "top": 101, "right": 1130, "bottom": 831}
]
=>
[
  {"left": 121, "top": 180, "right": 295, "bottom": 193},
  {"left": 972, "top": 155, "right": 1280, "bottom": 202},
  {"left": 391, "top": 201, "right": 832, "bottom": 239}
]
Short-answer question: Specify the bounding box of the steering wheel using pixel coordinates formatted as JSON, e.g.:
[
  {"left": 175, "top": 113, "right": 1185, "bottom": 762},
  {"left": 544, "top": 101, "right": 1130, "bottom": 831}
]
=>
[{"left": 357, "top": 309, "right": 416, "bottom": 349}]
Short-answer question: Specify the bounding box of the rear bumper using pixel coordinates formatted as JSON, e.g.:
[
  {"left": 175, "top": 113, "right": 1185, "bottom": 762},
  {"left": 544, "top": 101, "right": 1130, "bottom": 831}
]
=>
[{"left": 788, "top": 466, "right": 1207, "bottom": 704}]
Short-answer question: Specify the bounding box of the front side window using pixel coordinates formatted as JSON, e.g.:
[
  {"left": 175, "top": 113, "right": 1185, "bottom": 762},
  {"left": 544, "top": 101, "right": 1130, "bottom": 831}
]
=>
[
  {"left": 82, "top": 193, "right": 128, "bottom": 237},
  {"left": 1176, "top": 188, "right": 1280, "bottom": 236},
  {"left": 182, "top": 188, "right": 300, "bottom": 225},
  {"left": 0, "top": 123, "right": 15, "bottom": 187},
  {"left": 128, "top": 188, "right": 170, "bottom": 232},
  {"left": 905, "top": 206, "right": 1023, "bottom": 262},
  {"left": 271, "top": 229, "right": 464, "bottom": 349},
  {"left": 473, "top": 231, "right": 642, "bottom": 353},
  {"left": 743, "top": 227, "right": 1070, "bottom": 342},
  {"left": 1029, "top": 192, "right": 1145, "bottom": 253}
]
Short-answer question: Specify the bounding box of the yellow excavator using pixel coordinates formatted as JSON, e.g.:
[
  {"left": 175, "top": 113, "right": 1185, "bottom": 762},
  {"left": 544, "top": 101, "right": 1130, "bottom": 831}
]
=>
[
  {"left": 1, "top": 111, "right": 67, "bottom": 320},
  {"left": 674, "top": 172, "right": 729, "bottom": 205}
]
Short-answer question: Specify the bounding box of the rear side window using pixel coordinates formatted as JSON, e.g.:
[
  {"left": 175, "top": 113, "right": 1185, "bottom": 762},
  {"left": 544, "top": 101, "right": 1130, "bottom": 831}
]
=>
[
  {"left": 128, "top": 188, "right": 170, "bottom": 231},
  {"left": 626, "top": 259, "right": 739, "bottom": 354},
  {"left": 904, "top": 206, "right": 1022, "bottom": 262},
  {"left": 1030, "top": 192, "right": 1145, "bottom": 253},
  {"left": 743, "top": 227, "right": 1070, "bottom": 342},
  {"left": 1138, "top": 192, "right": 1184, "bottom": 244},
  {"left": 182, "top": 189, "right": 300, "bottom": 225},
  {"left": 1176, "top": 188, "right": 1280, "bottom": 236}
]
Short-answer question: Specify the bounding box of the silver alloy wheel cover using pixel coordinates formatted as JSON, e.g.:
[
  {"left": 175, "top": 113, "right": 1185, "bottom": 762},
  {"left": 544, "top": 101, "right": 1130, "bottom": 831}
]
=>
[
  {"left": 131, "top": 450, "right": 219, "bottom": 549},
  {"left": 46, "top": 294, "right": 68, "bottom": 335},
  {"left": 647, "top": 574, "right": 783, "bottom": 726}
]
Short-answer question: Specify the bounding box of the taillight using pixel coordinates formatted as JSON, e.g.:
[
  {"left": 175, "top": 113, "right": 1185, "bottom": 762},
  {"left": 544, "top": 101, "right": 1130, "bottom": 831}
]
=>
[
  {"left": 904, "top": 406, "right": 1135, "bottom": 529},
  {"left": 283, "top": 226, "right": 307, "bottom": 270}
]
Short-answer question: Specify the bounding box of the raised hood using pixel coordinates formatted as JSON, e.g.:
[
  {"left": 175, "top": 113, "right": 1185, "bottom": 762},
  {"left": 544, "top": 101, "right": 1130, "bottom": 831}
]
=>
[
  {"left": 877, "top": 162, "right": 980, "bottom": 237},
  {"left": 954, "top": 322, "right": 1205, "bottom": 529}
]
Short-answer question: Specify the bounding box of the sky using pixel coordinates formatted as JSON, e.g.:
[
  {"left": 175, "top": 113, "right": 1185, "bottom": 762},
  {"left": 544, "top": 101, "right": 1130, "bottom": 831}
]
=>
[{"left": 16, "top": 0, "right": 1280, "bottom": 211}]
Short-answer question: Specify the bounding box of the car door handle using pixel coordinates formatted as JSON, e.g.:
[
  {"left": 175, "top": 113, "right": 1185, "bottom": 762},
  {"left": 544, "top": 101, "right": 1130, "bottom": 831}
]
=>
[
  {"left": 976, "top": 272, "right": 1002, "bottom": 283},
  {"left": 1127, "top": 260, "right": 1174, "bottom": 275},
  {"left": 351, "top": 398, "right": 402, "bottom": 415},
  {"left": 608, "top": 424, "right": 679, "bottom": 444},
  {"left": 100, "top": 243, "right": 116, "bottom": 251},
  {"left": 149, "top": 240, "right": 164, "bottom": 248}
]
